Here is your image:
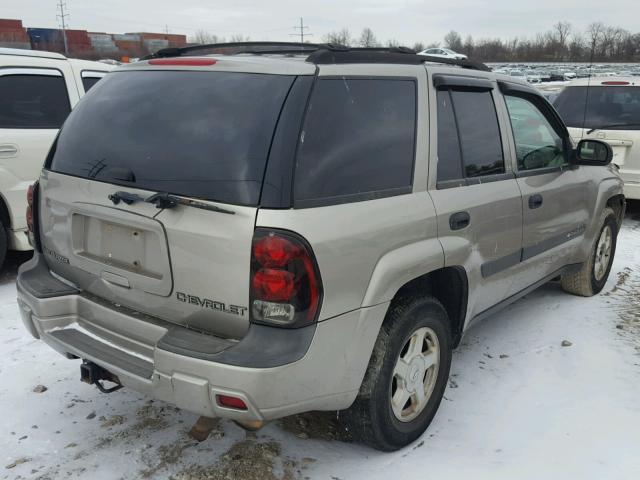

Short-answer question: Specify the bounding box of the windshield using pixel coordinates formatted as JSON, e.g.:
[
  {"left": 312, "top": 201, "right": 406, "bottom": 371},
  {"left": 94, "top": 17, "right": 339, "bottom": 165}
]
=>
[
  {"left": 48, "top": 70, "right": 295, "bottom": 206},
  {"left": 554, "top": 85, "right": 640, "bottom": 130}
]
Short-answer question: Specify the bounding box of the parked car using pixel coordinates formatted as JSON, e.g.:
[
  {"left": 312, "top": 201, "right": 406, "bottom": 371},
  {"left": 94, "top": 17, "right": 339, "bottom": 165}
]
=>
[
  {"left": 418, "top": 47, "right": 467, "bottom": 60},
  {"left": 526, "top": 73, "right": 542, "bottom": 84},
  {"left": 0, "top": 47, "right": 112, "bottom": 267},
  {"left": 17, "top": 45, "right": 624, "bottom": 452},
  {"left": 554, "top": 77, "right": 640, "bottom": 200}
]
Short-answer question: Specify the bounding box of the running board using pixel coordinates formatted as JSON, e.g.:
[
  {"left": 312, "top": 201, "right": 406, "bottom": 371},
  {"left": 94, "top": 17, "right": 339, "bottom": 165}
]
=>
[
  {"left": 470, "top": 263, "right": 583, "bottom": 325},
  {"left": 49, "top": 329, "right": 154, "bottom": 379}
]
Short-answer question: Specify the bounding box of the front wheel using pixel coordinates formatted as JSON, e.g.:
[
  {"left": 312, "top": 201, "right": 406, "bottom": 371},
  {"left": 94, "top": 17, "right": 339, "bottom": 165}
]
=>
[
  {"left": 341, "top": 295, "right": 452, "bottom": 451},
  {"left": 561, "top": 207, "right": 618, "bottom": 296}
]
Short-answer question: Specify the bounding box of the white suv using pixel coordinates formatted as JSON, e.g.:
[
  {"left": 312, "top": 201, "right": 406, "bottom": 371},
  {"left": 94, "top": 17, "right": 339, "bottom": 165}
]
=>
[
  {"left": 0, "top": 48, "right": 112, "bottom": 267},
  {"left": 554, "top": 77, "right": 640, "bottom": 199}
]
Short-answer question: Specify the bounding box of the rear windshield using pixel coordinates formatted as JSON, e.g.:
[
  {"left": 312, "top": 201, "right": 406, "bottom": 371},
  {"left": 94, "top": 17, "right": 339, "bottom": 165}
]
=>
[
  {"left": 554, "top": 86, "right": 640, "bottom": 130},
  {"left": 48, "top": 70, "right": 295, "bottom": 205}
]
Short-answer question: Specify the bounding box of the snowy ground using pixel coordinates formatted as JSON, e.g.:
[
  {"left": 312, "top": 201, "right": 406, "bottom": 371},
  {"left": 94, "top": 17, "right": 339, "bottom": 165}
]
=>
[{"left": 2, "top": 204, "right": 639, "bottom": 480}]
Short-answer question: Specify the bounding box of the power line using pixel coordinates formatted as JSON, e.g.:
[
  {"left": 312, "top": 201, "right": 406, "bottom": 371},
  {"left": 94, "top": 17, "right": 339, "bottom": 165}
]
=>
[
  {"left": 56, "top": 0, "right": 69, "bottom": 55},
  {"left": 289, "top": 17, "right": 312, "bottom": 45}
]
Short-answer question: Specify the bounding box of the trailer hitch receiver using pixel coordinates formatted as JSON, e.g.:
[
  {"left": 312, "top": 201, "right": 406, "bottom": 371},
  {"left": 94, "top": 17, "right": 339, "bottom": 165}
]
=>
[{"left": 80, "top": 361, "right": 123, "bottom": 394}]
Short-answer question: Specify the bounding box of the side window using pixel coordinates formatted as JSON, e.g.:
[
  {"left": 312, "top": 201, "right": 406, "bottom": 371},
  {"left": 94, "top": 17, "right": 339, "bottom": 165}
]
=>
[
  {"left": 82, "top": 77, "right": 100, "bottom": 92},
  {"left": 294, "top": 78, "right": 416, "bottom": 204},
  {"left": 81, "top": 71, "right": 107, "bottom": 92},
  {"left": 0, "top": 73, "right": 71, "bottom": 128},
  {"left": 504, "top": 95, "right": 567, "bottom": 171},
  {"left": 436, "top": 88, "right": 505, "bottom": 183},
  {"left": 436, "top": 90, "right": 463, "bottom": 181}
]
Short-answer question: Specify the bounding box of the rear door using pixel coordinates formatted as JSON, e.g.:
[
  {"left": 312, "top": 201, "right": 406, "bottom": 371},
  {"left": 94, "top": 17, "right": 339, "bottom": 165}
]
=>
[
  {"left": 0, "top": 57, "right": 80, "bottom": 237},
  {"left": 427, "top": 73, "right": 523, "bottom": 320},
  {"left": 40, "top": 68, "right": 302, "bottom": 339}
]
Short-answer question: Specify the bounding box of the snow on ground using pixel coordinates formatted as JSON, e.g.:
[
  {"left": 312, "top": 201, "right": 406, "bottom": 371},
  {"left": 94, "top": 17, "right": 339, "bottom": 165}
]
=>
[{"left": 1, "top": 205, "right": 640, "bottom": 480}]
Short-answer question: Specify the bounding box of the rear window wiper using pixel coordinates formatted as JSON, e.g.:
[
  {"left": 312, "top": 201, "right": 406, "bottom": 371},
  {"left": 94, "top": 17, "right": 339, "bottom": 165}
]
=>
[
  {"left": 145, "top": 192, "right": 235, "bottom": 215},
  {"left": 108, "top": 191, "right": 235, "bottom": 215},
  {"left": 586, "top": 123, "right": 640, "bottom": 134}
]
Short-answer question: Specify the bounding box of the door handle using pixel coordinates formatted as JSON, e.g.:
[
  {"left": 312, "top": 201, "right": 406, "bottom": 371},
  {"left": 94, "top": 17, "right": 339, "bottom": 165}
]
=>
[
  {"left": 528, "top": 194, "right": 543, "bottom": 209},
  {"left": 449, "top": 211, "right": 470, "bottom": 231},
  {"left": 0, "top": 144, "right": 18, "bottom": 157}
]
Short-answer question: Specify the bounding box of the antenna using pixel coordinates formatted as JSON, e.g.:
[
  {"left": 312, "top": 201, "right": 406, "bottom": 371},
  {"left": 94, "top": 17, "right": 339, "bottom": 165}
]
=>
[
  {"left": 290, "top": 17, "right": 312, "bottom": 46},
  {"left": 580, "top": 40, "right": 596, "bottom": 140},
  {"left": 56, "top": 0, "right": 69, "bottom": 56}
]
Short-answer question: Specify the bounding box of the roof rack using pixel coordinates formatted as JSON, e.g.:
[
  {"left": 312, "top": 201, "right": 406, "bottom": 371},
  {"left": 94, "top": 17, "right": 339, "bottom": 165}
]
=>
[{"left": 144, "top": 42, "right": 490, "bottom": 72}]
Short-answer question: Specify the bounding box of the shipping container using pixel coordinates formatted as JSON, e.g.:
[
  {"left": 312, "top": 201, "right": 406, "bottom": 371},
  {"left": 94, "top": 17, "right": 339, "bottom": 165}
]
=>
[
  {"left": 0, "top": 41, "right": 30, "bottom": 49},
  {"left": 113, "top": 33, "right": 140, "bottom": 41},
  {"left": 0, "top": 19, "right": 23, "bottom": 29}
]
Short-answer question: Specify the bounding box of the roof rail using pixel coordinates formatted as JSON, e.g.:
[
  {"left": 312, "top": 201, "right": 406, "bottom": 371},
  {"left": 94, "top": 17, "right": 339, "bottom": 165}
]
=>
[
  {"left": 145, "top": 41, "right": 324, "bottom": 59},
  {"left": 144, "top": 42, "right": 490, "bottom": 72},
  {"left": 308, "top": 49, "right": 491, "bottom": 71}
]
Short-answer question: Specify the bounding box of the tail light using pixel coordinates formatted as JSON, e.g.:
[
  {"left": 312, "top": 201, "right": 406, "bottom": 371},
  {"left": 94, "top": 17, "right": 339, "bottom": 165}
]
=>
[
  {"left": 26, "top": 181, "right": 40, "bottom": 250},
  {"left": 250, "top": 228, "right": 322, "bottom": 328},
  {"left": 217, "top": 395, "right": 247, "bottom": 410}
]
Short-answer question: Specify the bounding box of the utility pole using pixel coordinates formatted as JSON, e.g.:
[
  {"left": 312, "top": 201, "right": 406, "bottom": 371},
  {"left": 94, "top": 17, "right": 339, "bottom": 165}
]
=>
[
  {"left": 164, "top": 24, "right": 170, "bottom": 34},
  {"left": 290, "top": 17, "right": 312, "bottom": 46},
  {"left": 56, "top": 0, "right": 69, "bottom": 56}
]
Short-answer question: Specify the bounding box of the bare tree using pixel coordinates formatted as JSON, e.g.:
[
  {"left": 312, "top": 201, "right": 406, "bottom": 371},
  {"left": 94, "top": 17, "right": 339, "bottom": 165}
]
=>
[
  {"left": 324, "top": 28, "right": 352, "bottom": 46},
  {"left": 229, "top": 34, "right": 250, "bottom": 43},
  {"left": 443, "top": 31, "right": 463, "bottom": 52},
  {"left": 359, "top": 27, "right": 378, "bottom": 47},
  {"left": 586, "top": 22, "right": 604, "bottom": 58},
  {"left": 191, "top": 30, "right": 224, "bottom": 44},
  {"left": 553, "top": 21, "right": 572, "bottom": 48},
  {"left": 386, "top": 38, "right": 401, "bottom": 48},
  {"left": 462, "top": 35, "right": 474, "bottom": 57},
  {"left": 412, "top": 42, "right": 425, "bottom": 52}
]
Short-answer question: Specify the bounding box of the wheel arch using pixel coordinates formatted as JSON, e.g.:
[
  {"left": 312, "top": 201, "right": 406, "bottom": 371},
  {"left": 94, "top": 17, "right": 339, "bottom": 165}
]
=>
[
  {"left": 0, "top": 193, "right": 11, "bottom": 229},
  {"left": 606, "top": 193, "right": 625, "bottom": 229},
  {"left": 389, "top": 266, "right": 469, "bottom": 348}
]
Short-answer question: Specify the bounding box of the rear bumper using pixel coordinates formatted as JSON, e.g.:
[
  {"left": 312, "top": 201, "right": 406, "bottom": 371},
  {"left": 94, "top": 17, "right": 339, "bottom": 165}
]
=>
[
  {"left": 9, "top": 227, "right": 31, "bottom": 251},
  {"left": 623, "top": 181, "right": 640, "bottom": 200},
  {"left": 17, "top": 254, "right": 388, "bottom": 421}
]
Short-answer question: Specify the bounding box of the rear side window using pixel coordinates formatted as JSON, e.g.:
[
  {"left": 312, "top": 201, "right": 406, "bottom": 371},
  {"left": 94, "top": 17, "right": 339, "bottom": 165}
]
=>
[
  {"left": 436, "top": 90, "right": 463, "bottom": 181},
  {"left": 49, "top": 71, "right": 295, "bottom": 206},
  {"left": 0, "top": 73, "right": 70, "bottom": 128},
  {"left": 294, "top": 78, "right": 416, "bottom": 205},
  {"left": 81, "top": 77, "right": 101, "bottom": 92},
  {"left": 554, "top": 86, "right": 640, "bottom": 130},
  {"left": 436, "top": 89, "right": 504, "bottom": 183}
]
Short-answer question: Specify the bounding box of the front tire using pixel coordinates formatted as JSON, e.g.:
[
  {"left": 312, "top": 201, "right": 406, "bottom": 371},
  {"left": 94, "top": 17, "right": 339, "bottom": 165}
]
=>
[
  {"left": 561, "top": 207, "right": 618, "bottom": 296},
  {"left": 342, "top": 295, "right": 452, "bottom": 451}
]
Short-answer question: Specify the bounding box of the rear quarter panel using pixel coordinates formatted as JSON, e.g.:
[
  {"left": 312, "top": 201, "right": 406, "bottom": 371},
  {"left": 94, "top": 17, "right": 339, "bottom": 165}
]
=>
[{"left": 256, "top": 192, "right": 443, "bottom": 320}]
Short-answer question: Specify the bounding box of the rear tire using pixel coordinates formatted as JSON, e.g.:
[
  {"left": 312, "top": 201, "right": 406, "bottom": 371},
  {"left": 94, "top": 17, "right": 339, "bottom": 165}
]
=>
[
  {"left": 341, "top": 295, "right": 452, "bottom": 451},
  {"left": 0, "top": 221, "right": 7, "bottom": 271},
  {"left": 561, "top": 207, "right": 617, "bottom": 297}
]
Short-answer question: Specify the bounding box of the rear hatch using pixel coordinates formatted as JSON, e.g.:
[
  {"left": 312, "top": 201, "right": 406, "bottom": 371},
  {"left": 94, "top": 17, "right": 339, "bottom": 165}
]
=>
[
  {"left": 39, "top": 65, "right": 299, "bottom": 339},
  {"left": 554, "top": 83, "right": 640, "bottom": 181}
]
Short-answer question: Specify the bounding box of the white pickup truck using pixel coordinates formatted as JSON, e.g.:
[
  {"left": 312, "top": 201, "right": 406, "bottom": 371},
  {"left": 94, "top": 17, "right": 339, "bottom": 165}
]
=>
[{"left": 0, "top": 47, "right": 113, "bottom": 267}]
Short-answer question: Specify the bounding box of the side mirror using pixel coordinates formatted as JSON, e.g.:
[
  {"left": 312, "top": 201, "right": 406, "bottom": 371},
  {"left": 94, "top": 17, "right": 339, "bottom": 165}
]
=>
[{"left": 574, "top": 139, "right": 613, "bottom": 166}]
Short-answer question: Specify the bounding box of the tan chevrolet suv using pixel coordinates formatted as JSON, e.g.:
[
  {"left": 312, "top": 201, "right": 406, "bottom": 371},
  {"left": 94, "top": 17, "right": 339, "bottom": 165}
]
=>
[{"left": 16, "top": 43, "right": 624, "bottom": 451}]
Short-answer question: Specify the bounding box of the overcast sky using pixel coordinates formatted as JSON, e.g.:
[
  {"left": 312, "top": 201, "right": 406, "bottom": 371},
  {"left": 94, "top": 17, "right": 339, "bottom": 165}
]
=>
[{"left": 4, "top": 0, "right": 639, "bottom": 45}]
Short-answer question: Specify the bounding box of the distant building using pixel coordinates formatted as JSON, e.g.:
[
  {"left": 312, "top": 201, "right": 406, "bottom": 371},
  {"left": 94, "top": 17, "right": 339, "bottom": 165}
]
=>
[{"left": 0, "top": 18, "right": 187, "bottom": 60}]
